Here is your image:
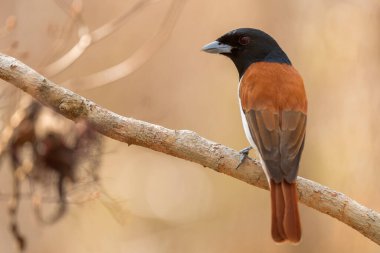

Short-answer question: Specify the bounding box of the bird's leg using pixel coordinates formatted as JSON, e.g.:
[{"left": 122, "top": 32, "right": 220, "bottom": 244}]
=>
[{"left": 236, "top": 146, "right": 253, "bottom": 169}]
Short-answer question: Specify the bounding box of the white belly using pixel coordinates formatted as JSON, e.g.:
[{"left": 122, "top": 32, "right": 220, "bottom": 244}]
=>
[
  {"left": 238, "top": 80, "right": 270, "bottom": 183},
  {"left": 238, "top": 78, "right": 257, "bottom": 149},
  {"left": 238, "top": 100, "right": 257, "bottom": 149}
]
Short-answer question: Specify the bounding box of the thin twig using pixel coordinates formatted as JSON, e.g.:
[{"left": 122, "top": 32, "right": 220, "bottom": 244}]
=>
[
  {"left": 0, "top": 96, "right": 33, "bottom": 156},
  {"left": 42, "top": 0, "right": 156, "bottom": 77},
  {"left": 63, "top": 0, "right": 186, "bottom": 90},
  {"left": 9, "top": 167, "right": 26, "bottom": 251},
  {"left": 37, "top": 0, "right": 86, "bottom": 68},
  {"left": 0, "top": 53, "right": 380, "bottom": 245},
  {"left": 32, "top": 174, "right": 67, "bottom": 224}
]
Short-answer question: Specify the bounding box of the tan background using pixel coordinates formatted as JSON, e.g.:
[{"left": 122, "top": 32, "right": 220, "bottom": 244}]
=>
[{"left": 1, "top": 0, "right": 380, "bottom": 252}]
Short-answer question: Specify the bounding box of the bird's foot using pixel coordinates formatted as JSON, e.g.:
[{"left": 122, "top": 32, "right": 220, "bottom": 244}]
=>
[{"left": 236, "top": 146, "right": 253, "bottom": 169}]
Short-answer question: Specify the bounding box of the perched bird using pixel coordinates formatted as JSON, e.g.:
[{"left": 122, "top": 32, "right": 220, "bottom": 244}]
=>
[{"left": 202, "top": 28, "right": 307, "bottom": 243}]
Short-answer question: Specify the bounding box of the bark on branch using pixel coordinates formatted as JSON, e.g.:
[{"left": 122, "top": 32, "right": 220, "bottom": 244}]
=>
[{"left": 0, "top": 53, "right": 379, "bottom": 245}]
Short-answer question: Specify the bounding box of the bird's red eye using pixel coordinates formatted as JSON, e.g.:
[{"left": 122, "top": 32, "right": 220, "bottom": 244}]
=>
[{"left": 238, "top": 36, "right": 250, "bottom": 45}]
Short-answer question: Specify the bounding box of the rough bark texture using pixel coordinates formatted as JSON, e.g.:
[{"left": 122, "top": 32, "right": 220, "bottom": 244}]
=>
[{"left": 1, "top": 53, "right": 379, "bottom": 245}]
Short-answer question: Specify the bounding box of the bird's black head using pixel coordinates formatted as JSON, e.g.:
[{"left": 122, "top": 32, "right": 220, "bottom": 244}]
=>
[{"left": 202, "top": 28, "right": 291, "bottom": 78}]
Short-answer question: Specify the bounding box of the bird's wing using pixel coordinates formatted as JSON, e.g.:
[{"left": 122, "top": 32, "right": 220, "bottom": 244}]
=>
[{"left": 244, "top": 109, "right": 306, "bottom": 183}]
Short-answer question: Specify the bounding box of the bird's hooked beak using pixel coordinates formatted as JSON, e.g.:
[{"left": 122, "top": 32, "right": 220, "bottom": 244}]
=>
[{"left": 202, "top": 41, "right": 233, "bottom": 54}]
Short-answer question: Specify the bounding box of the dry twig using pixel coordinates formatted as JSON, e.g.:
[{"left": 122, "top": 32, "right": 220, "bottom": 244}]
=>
[
  {"left": 63, "top": 0, "right": 186, "bottom": 89},
  {"left": 43, "top": 0, "right": 156, "bottom": 78},
  {"left": 37, "top": 0, "right": 86, "bottom": 68},
  {"left": 1, "top": 53, "right": 380, "bottom": 245}
]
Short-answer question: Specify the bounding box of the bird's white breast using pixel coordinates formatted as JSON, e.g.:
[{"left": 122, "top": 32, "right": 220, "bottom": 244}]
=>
[
  {"left": 238, "top": 78, "right": 270, "bottom": 183},
  {"left": 238, "top": 78, "right": 257, "bottom": 149},
  {"left": 238, "top": 98, "right": 257, "bottom": 150}
]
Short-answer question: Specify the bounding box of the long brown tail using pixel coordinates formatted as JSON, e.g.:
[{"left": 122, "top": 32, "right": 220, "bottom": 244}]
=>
[{"left": 270, "top": 179, "right": 301, "bottom": 243}]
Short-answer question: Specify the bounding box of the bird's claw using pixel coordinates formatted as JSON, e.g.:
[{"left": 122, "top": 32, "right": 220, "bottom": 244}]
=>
[{"left": 236, "top": 146, "right": 253, "bottom": 169}]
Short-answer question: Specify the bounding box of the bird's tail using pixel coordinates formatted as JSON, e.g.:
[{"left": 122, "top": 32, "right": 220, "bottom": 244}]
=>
[{"left": 270, "top": 179, "right": 301, "bottom": 243}]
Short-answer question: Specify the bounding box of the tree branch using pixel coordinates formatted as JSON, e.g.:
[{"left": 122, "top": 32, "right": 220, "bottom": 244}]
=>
[{"left": 1, "top": 53, "right": 379, "bottom": 245}]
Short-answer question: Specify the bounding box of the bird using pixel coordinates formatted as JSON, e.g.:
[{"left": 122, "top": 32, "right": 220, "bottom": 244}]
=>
[{"left": 202, "top": 28, "right": 307, "bottom": 243}]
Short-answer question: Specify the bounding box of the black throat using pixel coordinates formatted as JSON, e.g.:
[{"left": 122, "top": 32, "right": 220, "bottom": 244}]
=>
[{"left": 229, "top": 48, "right": 291, "bottom": 78}]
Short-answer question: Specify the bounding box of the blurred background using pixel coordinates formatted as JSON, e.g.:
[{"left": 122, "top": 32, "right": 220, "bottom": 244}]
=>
[{"left": 1, "top": 0, "right": 380, "bottom": 252}]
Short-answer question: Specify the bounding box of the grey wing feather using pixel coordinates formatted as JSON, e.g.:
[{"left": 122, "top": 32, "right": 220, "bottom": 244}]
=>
[{"left": 244, "top": 110, "right": 306, "bottom": 183}]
